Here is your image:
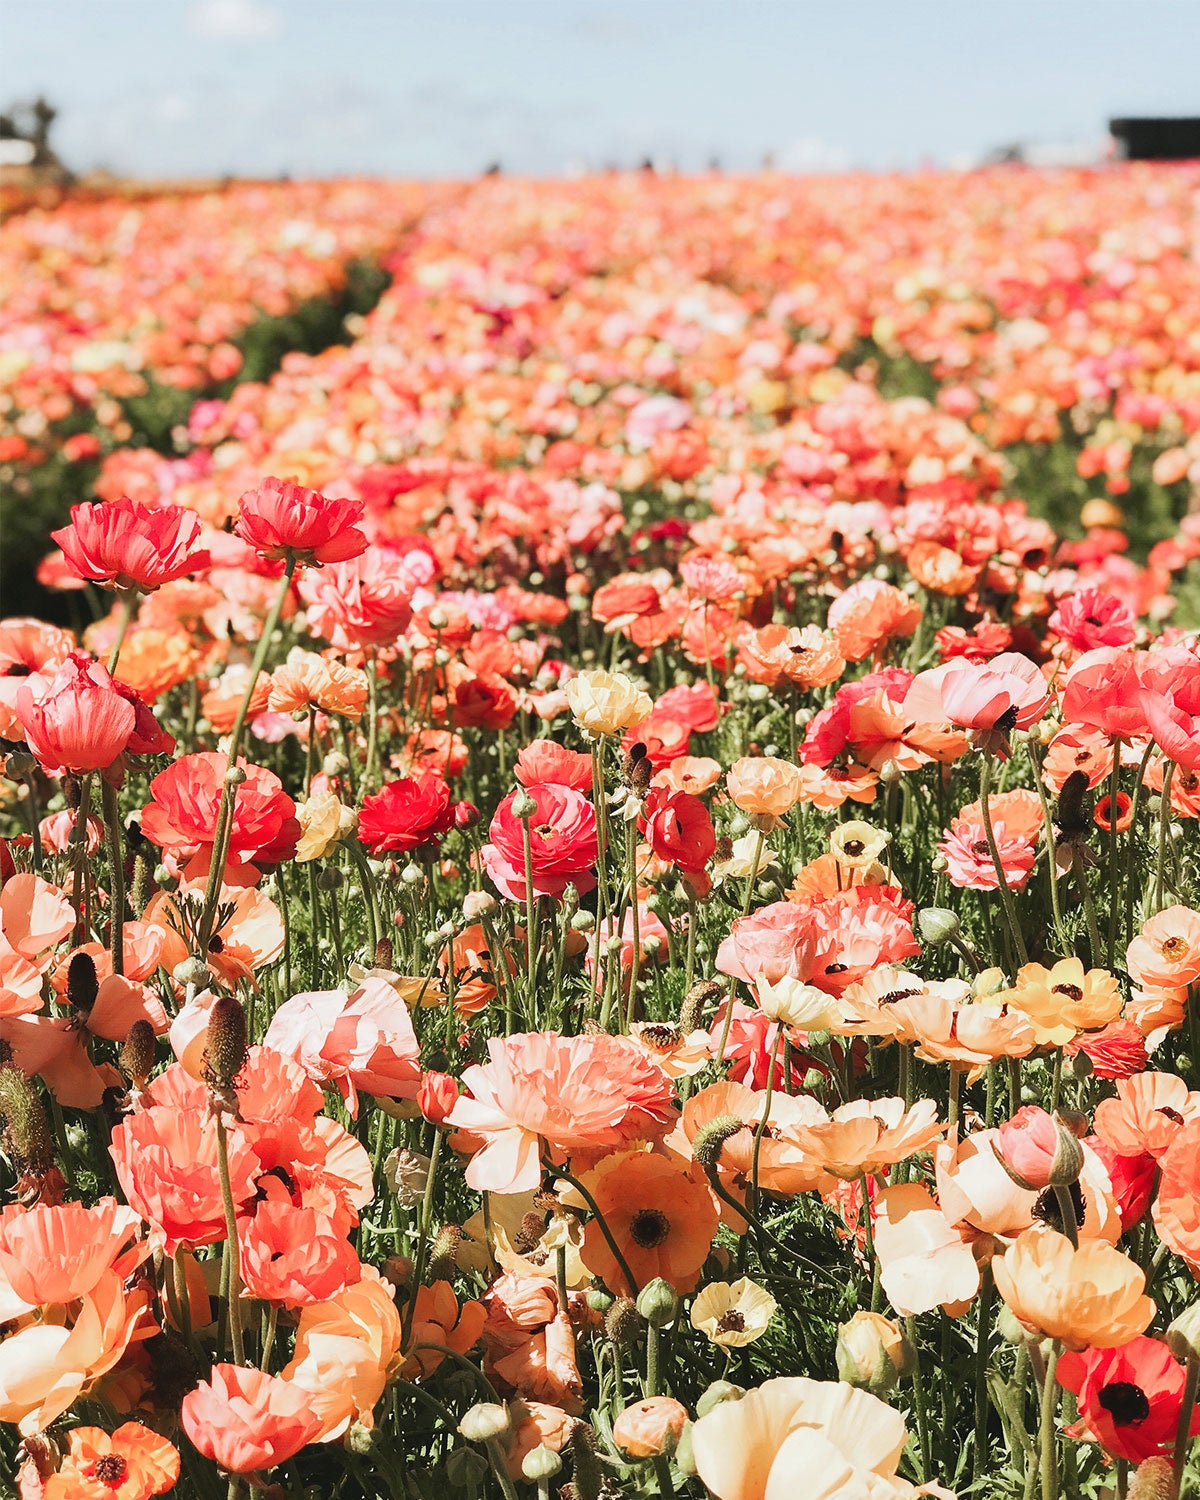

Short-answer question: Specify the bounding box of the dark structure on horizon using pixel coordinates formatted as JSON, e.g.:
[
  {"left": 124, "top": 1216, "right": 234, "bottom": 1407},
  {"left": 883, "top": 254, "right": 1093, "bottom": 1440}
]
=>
[{"left": 1110, "top": 118, "right": 1200, "bottom": 161}]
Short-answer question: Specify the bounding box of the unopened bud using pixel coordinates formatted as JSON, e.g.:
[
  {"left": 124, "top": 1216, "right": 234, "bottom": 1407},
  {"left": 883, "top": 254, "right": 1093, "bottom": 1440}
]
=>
[
  {"left": 120, "top": 1019, "right": 156, "bottom": 1086},
  {"left": 522, "top": 1445, "right": 563, "bottom": 1482},
  {"left": 224, "top": 766, "right": 247, "bottom": 788},
  {"left": 202, "top": 996, "right": 248, "bottom": 1088},
  {"left": 695, "top": 1380, "right": 744, "bottom": 1417},
  {"left": 458, "top": 1402, "right": 512, "bottom": 1444},
  {"left": 173, "top": 956, "right": 211, "bottom": 990},
  {"left": 462, "top": 890, "right": 496, "bottom": 920},
  {"left": 445, "top": 1449, "right": 489, "bottom": 1488},
  {"left": 570, "top": 909, "right": 594, "bottom": 932},
  {"left": 401, "top": 863, "right": 424, "bottom": 886},
  {"left": 917, "top": 908, "right": 961, "bottom": 947},
  {"left": 317, "top": 867, "right": 344, "bottom": 891},
  {"left": 374, "top": 937, "right": 393, "bottom": 968},
  {"left": 323, "top": 752, "right": 350, "bottom": 778},
  {"left": 692, "top": 1113, "right": 744, "bottom": 1170},
  {"left": 835, "top": 1311, "right": 914, "bottom": 1396},
  {"left": 1167, "top": 1304, "right": 1200, "bottom": 1364},
  {"left": 605, "top": 1295, "right": 642, "bottom": 1347},
  {"left": 636, "top": 1278, "right": 679, "bottom": 1328},
  {"left": 428, "top": 1223, "right": 463, "bottom": 1282},
  {"left": 1128, "top": 1456, "right": 1177, "bottom": 1500},
  {"left": 66, "top": 952, "right": 99, "bottom": 1014},
  {"left": 129, "top": 853, "right": 154, "bottom": 916},
  {"left": 512, "top": 787, "right": 538, "bottom": 820}
]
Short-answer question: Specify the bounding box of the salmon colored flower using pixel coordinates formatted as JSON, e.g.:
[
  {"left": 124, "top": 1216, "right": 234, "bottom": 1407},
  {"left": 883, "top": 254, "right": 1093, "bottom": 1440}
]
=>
[
  {"left": 181, "top": 1363, "right": 324, "bottom": 1473},
  {"left": 992, "top": 1230, "right": 1153, "bottom": 1350},
  {"left": 52, "top": 498, "right": 209, "bottom": 593},
  {"left": 239, "top": 1201, "right": 361, "bottom": 1307},
  {"left": 399, "top": 1281, "right": 488, "bottom": 1379},
  {"left": 17, "top": 654, "right": 137, "bottom": 775},
  {"left": 726, "top": 756, "right": 804, "bottom": 824},
  {"left": 269, "top": 647, "right": 368, "bottom": 718},
  {"left": 0, "top": 619, "right": 74, "bottom": 738},
  {"left": 0, "top": 1199, "right": 144, "bottom": 1305},
  {"left": 1127, "top": 906, "right": 1200, "bottom": 992},
  {"left": 997, "top": 959, "right": 1123, "bottom": 1046},
  {"left": 1094, "top": 1072, "right": 1200, "bottom": 1159},
  {"left": 141, "top": 751, "right": 299, "bottom": 864},
  {"left": 827, "top": 579, "right": 922, "bottom": 663},
  {"left": 613, "top": 1396, "right": 688, "bottom": 1459},
  {"left": 445, "top": 1031, "right": 676, "bottom": 1194},
  {"left": 514, "top": 740, "right": 594, "bottom": 792},
  {"left": 43, "top": 1422, "right": 180, "bottom": 1500},
  {"left": 111, "top": 627, "right": 196, "bottom": 701},
  {"left": 297, "top": 545, "right": 417, "bottom": 649},
  {"left": 235, "top": 477, "right": 367, "bottom": 567},
  {"left": 783, "top": 1097, "right": 945, "bottom": 1180},
  {"left": 579, "top": 1152, "right": 717, "bottom": 1294},
  {"left": 1151, "top": 1120, "right": 1200, "bottom": 1270}
]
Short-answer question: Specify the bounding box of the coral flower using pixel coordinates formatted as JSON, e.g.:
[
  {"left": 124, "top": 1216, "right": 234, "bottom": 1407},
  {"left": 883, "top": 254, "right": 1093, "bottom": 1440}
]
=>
[
  {"left": 141, "top": 751, "right": 298, "bottom": 864},
  {"left": 613, "top": 1396, "right": 689, "bottom": 1459},
  {"left": 579, "top": 1153, "right": 718, "bottom": 1294},
  {"left": 482, "top": 783, "right": 599, "bottom": 902},
  {"left": 17, "top": 654, "right": 137, "bottom": 775},
  {"left": 235, "top": 476, "right": 368, "bottom": 567},
  {"left": 445, "top": 1031, "right": 676, "bottom": 1194},
  {"left": 358, "top": 775, "right": 456, "bottom": 855},
  {"left": 239, "top": 1201, "right": 361, "bottom": 1306},
  {"left": 269, "top": 647, "right": 368, "bottom": 718},
  {"left": 399, "top": 1281, "right": 488, "bottom": 1379},
  {"left": 827, "top": 579, "right": 922, "bottom": 664},
  {"left": 715, "top": 901, "right": 818, "bottom": 987},
  {"left": 297, "top": 546, "right": 417, "bottom": 649},
  {"left": 0, "top": 1198, "right": 143, "bottom": 1305},
  {"left": 1094, "top": 1071, "right": 1200, "bottom": 1159},
  {"left": 0, "top": 618, "right": 74, "bottom": 738},
  {"left": 783, "top": 1097, "right": 945, "bottom": 1180},
  {"left": 1127, "top": 906, "right": 1200, "bottom": 992},
  {"left": 690, "top": 1376, "right": 919, "bottom": 1500},
  {"left": 181, "top": 1363, "right": 324, "bottom": 1474},
  {"left": 1057, "top": 1337, "right": 1200, "bottom": 1463},
  {"left": 51, "top": 496, "right": 210, "bottom": 592},
  {"left": 1151, "top": 1119, "right": 1200, "bottom": 1270},
  {"left": 992, "top": 1230, "right": 1153, "bottom": 1350},
  {"left": 514, "top": 740, "right": 594, "bottom": 792},
  {"left": 43, "top": 1422, "right": 180, "bottom": 1500}
]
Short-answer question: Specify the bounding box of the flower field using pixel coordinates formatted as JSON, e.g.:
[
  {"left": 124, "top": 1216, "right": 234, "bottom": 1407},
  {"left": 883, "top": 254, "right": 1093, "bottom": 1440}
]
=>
[{"left": 6, "top": 163, "right": 1200, "bottom": 1498}]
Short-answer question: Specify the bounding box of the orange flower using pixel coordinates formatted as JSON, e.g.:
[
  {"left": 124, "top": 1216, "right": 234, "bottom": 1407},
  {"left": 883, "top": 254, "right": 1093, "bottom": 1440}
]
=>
[
  {"left": 827, "top": 579, "right": 922, "bottom": 663},
  {"left": 400, "top": 1281, "right": 488, "bottom": 1379},
  {"left": 906, "top": 540, "right": 978, "bottom": 596},
  {"left": 0, "top": 1198, "right": 144, "bottom": 1305},
  {"left": 992, "top": 1230, "right": 1153, "bottom": 1350},
  {"left": 996, "top": 959, "right": 1123, "bottom": 1046},
  {"left": 1152, "top": 1119, "right": 1200, "bottom": 1269},
  {"left": 182, "top": 1363, "right": 323, "bottom": 1473},
  {"left": 613, "top": 1396, "right": 688, "bottom": 1458},
  {"left": 111, "top": 627, "right": 195, "bottom": 701},
  {"left": 44, "top": 1423, "right": 179, "bottom": 1500},
  {"left": 782, "top": 1098, "right": 945, "bottom": 1181},
  {"left": 580, "top": 1152, "right": 718, "bottom": 1294},
  {"left": 270, "top": 647, "right": 369, "bottom": 719},
  {"left": 726, "top": 756, "right": 804, "bottom": 823},
  {"left": 200, "top": 666, "right": 271, "bottom": 735},
  {"left": 1094, "top": 1072, "right": 1200, "bottom": 1159}
]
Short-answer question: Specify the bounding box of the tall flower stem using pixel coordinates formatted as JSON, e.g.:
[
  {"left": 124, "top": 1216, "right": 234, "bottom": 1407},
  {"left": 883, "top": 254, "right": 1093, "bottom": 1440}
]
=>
[
  {"left": 1026, "top": 736, "right": 1068, "bottom": 957},
  {"left": 198, "top": 558, "right": 296, "bottom": 950},
  {"left": 1156, "top": 761, "right": 1176, "bottom": 914},
  {"left": 105, "top": 588, "right": 139, "bottom": 674},
  {"left": 348, "top": 842, "right": 382, "bottom": 961},
  {"left": 101, "top": 779, "right": 126, "bottom": 976},
  {"left": 1105, "top": 751, "right": 1122, "bottom": 964},
  {"left": 624, "top": 815, "right": 640, "bottom": 1029},
  {"left": 401, "top": 1127, "right": 443, "bottom": 1350},
  {"left": 1173, "top": 1350, "right": 1200, "bottom": 1498},
  {"left": 979, "top": 752, "right": 1029, "bottom": 967},
  {"left": 1038, "top": 1340, "right": 1061, "bottom": 1500},
  {"left": 215, "top": 1110, "right": 245, "bottom": 1365},
  {"left": 973, "top": 1267, "right": 994, "bottom": 1485}
]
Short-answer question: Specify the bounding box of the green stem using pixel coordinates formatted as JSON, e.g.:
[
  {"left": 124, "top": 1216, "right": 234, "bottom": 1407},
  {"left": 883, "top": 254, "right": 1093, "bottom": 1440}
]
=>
[
  {"left": 215, "top": 1110, "right": 245, "bottom": 1364},
  {"left": 625, "top": 815, "right": 640, "bottom": 1028},
  {"left": 105, "top": 588, "right": 138, "bottom": 674},
  {"left": 101, "top": 778, "right": 126, "bottom": 976},
  {"left": 979, "top": 752, "right": 1029, "bottom": 966},
  {"left": 1174, "top": 1351, "right": 1200, "bottom": 1499},
  {"left": 1039, "top": 1340, "right": 1060, "bottom": 1500},
  {"left": 1156, "top": 760, "right": 1176, "bottom": 914},
  {"left": 973, "top": 1267, "right": 995, "bottom": 1484}
]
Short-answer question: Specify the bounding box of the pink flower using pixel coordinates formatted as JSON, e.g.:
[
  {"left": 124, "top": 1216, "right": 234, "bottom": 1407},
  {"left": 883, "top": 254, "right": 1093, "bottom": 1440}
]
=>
[
  {"left": 445, "top": 1031, "right": 676, "bottom": 1193},
  {"left": 905, "top": 653, "right": 1050, "bottom": 734},
  {"left": 235, "top": 477, "right": 368, "bottom": 567},
  {"left": 50, "top": 497, "right": 210, "bottom": 593},
  {"left": 17, "top": 655, "right": 137, "bottom": 775},
  {"left": 481, "top": 783, "right": 598, "bottom": 902},
  {"left": 715, "top": 902, "right": 818, "bottom": 986}
]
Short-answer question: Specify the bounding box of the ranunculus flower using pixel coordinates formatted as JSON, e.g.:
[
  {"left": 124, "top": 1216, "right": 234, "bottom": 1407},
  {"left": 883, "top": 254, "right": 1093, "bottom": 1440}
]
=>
[
  {"left": 726, "top": 756, "right": 805, "bottom": 822},
  {"left": 564, "top": 670, "right": 652, "bottom": 735},
  {"left": 1058, "top": 1336, "right": 1200, "bottom": 1463},
  {"left": 481, "top": 783, "right": 598, "bottom": 902},
  {"left": 181, "top": 1364, "right": 323, "bottom": 1474},
  {"left": 51, "top": 497, "right": 210, "bottom": 593},
  {"left": 17, "top": 654, "right": 137, "bottom": 775},
  {"left": 612, "top": 1396, "right": 688, "bottom": 1458},
  {"left": 239, "top": 1201, "right": 362, "bottom": 1306},
  {"left": 357, "top": 775, "right": 456, "bottom": 854},
  {"left": 993, "top": 1230, "right": 1154, "bottom": 1350},
  {"left": 140, "top": 752, "right": 299, "bottom": 864},
  {"left": 235, "top": 477, "right": 368, "bottom": 567},
  {"left": 639, "top": 786, "right": 715, "bottom": 873},
  {"left": 715, "top": 902, "right": 818, "bottom": 987}
]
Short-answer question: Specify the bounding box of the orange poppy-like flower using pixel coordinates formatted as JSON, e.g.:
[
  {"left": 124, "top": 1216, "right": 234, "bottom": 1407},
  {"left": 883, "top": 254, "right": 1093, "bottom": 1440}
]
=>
[
  {"left": 143, "top": 885, "right": 284, "bottom": 991},
  {"left": 399, "top": 1280, "right": 488, "bottom": 1379},
  {"left": 1093, "top": 1071, "right": 1200, "bottom": 1159},
  {"left": 906, "top": 540, "right": 978, "bottom": 596},
  {"left": 992, "top": 1230, "right": 1153, "bottom": 1350},
  {"left": 994, "top": 959, "right": 1122, "bottom": 1046},
  {"left": 787, "top": 852, "right": 889, "bottom": 902},
  {"left": 200, "top": 665, "right": 271, "bottom": 735},
  {"left": 1151, "top": 1119, "right": 1200, "bottom": 1269},
  {"left": 827, "top": 579, "right": 922, "bottom": 663},
  {"left": 613, "top": 1396, "right": 688, "bottom": 1458},
  {"left": 782, "top": 1097, "right": 945, "bottom": 1181},
  {"left": 794, "top": 761, "right": 879, "bottom": 810},
  {"left": 44, "top": 1423, "right": 180, "bottom": 1500},
  {"left": 0, "top": 1198, "right": 144, "bottom": 1305},
  {"left": 269, "top": 647, "right": 368, "bottom": 719},
  {"left": 579, "top": 1152, "right": 718, "bottom": 1294},
  {"left": 651, "top": 755, "right": 723, "bottom": 795},
  {"left": 1127, "top": 906, "right": 1200, "bottom": 992},
  {"left": 111, "top": 627, "right": 196, "bottom": 702},
  {"left": 182, "top": 1363, "right": 324, "bottom": 1473},
  {"left": 283, "top": 1265, "right": 405, "bottom": 1440},
  {"left": 1040, "top": 726, "right": 1115, "bottom": 795}
]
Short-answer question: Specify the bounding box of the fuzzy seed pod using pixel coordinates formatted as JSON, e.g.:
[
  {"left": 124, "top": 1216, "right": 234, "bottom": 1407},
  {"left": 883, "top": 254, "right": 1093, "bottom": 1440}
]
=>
[
  {"left": 680, "top": 979, "right": 724, "bottom": 1033},
  {"left": 66, "top": 952, "right": 99, "bottom": 1014},
  {"left": 120, "top": 1019, "right": 156, "bottom": 1087},
  {"left": 202, "top": 996, "right": 248, "bottom": 1089},
  {"left": 691, "top": 1113, "right": 744, "bottom": 1170},
  {"left": 604, "top": 1295, "right": 642, "bottom": 1348},
  {"left": 0, "top": 1066, "right": 54, "bottom": 1176}
]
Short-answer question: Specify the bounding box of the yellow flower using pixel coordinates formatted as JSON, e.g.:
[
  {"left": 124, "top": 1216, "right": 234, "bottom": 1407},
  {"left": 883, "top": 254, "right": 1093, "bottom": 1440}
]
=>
[
  {"left": 997, "top": 959, "right": 1123, "bottom": 1045},
  {"left": 829, "top": 821, "right": 891, "bottom": 870},
  {"left": 564, "top": 670, "right": 652, "bottom": 736},
  {"left": 993, "top": 1229, "right": 1154, "bottom": 1350},
  {"left": 690, "top": 1278, "right": 777, "bottom": 1347}
]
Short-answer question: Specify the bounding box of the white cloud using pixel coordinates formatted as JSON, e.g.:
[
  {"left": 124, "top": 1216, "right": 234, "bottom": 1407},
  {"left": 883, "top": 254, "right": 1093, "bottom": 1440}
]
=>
[
  {"left": 776, "top": 137, "right": 854, "bottom": 174},
  {"left": 187, "top": 0, "right": 281, "bottom": 42}
]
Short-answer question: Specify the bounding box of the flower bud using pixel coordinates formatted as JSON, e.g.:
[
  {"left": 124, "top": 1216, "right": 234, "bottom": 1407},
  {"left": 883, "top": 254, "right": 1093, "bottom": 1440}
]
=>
[
  {"left": 994, "top": 1106, "right": 1084, "bottom": 1191},
  {"left": 917, "top": 908, "right": 961, "bottom": 947},
  {"left": 323, "top": 751, "right": 350, "bottom": 778},
  {"left": 66, "top": 952, "right": 99, "bottom": 1014},
  {"left": 462, "top": 890, "right": 496, "bottom": 920},
  {"left": 401, "top": 863, "right": 424, "bottom": 886},
  {"left": 223, "top": 766, "right": 247, "bottom": 788},
  {"left": 454, "top": 800, "right": 481, "bottom": 830},
  {"left": 173, "top": 956, "right": 211, "bottom": 990},
  {"left": 417, "top": 1070, "right": 459, "bottom": 1126},
  {"left": 458, "top": 1402, "right": 512, "bottom": 1444},
  {"left": 695, "top": 1380, "right": 745, "bottom": 1417},
  {"left": 612, "top": 1396, "right": 687, "bottom": 1459},
  {"left": 636, "top": 1278, "right": 679, "bottom": 1328},
  {"left": 120, "top": 1019, "right": 156, "bottom": 1087},
  {"left": 836, "top": 1311, "right": 913, "bottom": 1396},
  {"left": 345, "top": 1422, "right": 378, "bottom": 1456},
  {"left": 604, "top": 1295, "right": 642, "bottom": 1346},
  {"left": 692, "top": 1114, "right": 744, "bottom": 1170},
  {"left": 317, "top": 867, "right": 344, "bottom": 891},
  {"left": 586, "top": 1286, "right": 615, "bottom": 1313},
  {"left": 570, "top": 910, "right": 594, "bottom": 932},
  {"left": 512, "top": 787, "right": 538, "bottom": 821},
  {"left": 1167, "top": 1304, "right": 1200, "bottom": 1363},
  {"left": 521, "top": 1446, "right": 563, "bottom": 1482},
  {"left": 202, "top": 996, "right": 248, "bottom": 1089}
]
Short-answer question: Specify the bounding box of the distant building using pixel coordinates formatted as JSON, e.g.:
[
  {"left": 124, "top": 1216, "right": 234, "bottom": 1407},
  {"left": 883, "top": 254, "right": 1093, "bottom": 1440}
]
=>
[
  {"left": 0, "top": 97, "right": 71, "bottom": 186},
  {"left": 1110, "top": 118, "right": 1200, "bottom": 161}
]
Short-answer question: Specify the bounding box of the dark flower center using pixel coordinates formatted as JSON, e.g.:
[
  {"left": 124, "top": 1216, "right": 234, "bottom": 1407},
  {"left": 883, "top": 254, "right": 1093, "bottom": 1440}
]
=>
[
  {"left": 4, "top": 664, "right": 32, "bottom": 677},
  {"left": 1159, "top": 1107, "right": 1185, "bottom": 1125},
  {"left": 843, "top": 839, "right": 865, "bottom": 857},
  {"left": 629, "top": 1208, "right": 670, "bottom": 1248},
  {"left": 1051, "top": 983, "right": 1083, "bottom": 1001},
  {"left": 640, "top": 1024, "right": 680, "bottom": 1050},
  {"left": 1098, "top": 1380, "right": 1151, "bottom": 1426},
  {"left": 93, "top": 1455, "right": 129, "bottom": 1487},
  {"left": 1033, "top": 1178, "right": 1086, "bottom": 1233},
  {"left": 715, "top": 1309, "right": 746, "bottom": 1333}
]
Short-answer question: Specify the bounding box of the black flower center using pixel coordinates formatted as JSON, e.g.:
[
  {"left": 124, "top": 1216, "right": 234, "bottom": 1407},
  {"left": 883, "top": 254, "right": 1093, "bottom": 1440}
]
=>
[
  {"left": 715, "top": 1309, "right": 746, "bottom": 1333},
  {"left": 1098, "top": 1380, "right": 1151, "bottom": 1426},
  {"left": 93, "top": 1455, "right": 129, "bottom": 1487},
  {"left": 629, "top": 1208, "right": 670, "bottom": 1248},
  {"left": 1051, "top": 983, "right": 1083, "bottom": 1001}
]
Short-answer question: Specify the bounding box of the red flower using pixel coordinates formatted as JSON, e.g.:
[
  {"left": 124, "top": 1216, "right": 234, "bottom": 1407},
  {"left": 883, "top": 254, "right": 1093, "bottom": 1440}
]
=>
[
  {"left": 481, "top": 783, "right": 598, "bottom": 902},
  {"left": 358, "top": 775, "right": 456, "bottom": 854},
  {"left": 235, "top": 477, "right": 368, "bottom": 567},
  {"left": 114, "top": 680, "right": 175, "bottom": 758},
  {"left": 640, "top": 787, "right": 715, "bottom": 874},
  {"left": 1065, "top": 1021, "right": 1148, "bottom": 1080},
  {"left": 17, "top": 654, "right": 137, "bottom": 775},
  {"left": 417, "top": 1069, "right": 460, "bottom": 1125},
  {"left": 181, "top": 1363, "right": 323, "bottom": 1474},
  {"left": 140, "top": 752, "right": 299, "bottom": 863},
  {"left": 1083, "top": 1135, "right": 1157, "bottom": 1233},
  {"left": 1058, "top": 1336, "right": 1200, "bottom": 1463},
  {"left": 51, "top": 497, "right": 210, "bottom": 592}
]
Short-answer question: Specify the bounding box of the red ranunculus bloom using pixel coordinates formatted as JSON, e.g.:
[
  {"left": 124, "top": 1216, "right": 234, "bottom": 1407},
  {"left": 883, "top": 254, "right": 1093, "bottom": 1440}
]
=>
[
  {"left": 481, "top": 782, "right": 598, "bottom": 902},
  {"left": 235, "top": 477, "right": 368, "bottom": 567},
  {"left": 1058, "top": 1336, "right": 1200, "bottom": 1463},
  {"left": 357, "top": 774, "right": 456, "bottom": 854},
  {"left": 640, "top": 787, "right": 715, "bottom": 873},
  {"left": 17, "top": 654, "right": 137, "bottom": 775},
  {"left": 140, "top": 752, "right": 299, "bottom": 863},
  {"left": 51, "top": 497, "right": 210, "bottom": 592}
]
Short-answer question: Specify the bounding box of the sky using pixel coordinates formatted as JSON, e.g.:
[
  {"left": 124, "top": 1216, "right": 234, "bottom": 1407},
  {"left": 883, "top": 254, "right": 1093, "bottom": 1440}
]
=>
[{"left": 3, "top": 0, "right": 1200, "bottom": 180}]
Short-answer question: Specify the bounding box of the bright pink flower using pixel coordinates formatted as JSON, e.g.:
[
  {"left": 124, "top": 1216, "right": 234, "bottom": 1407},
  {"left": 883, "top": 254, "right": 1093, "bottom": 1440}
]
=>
[
  {"left": 141, "top": 752, "right": 299, "bottom": 863},
  {"left": 905, "top": 653, "right": 1050, "bottom": 733},
  {"left": 182, "top": 1364, "right": 323, "bottom": 1474},
  {"left": 50, "top": 497, "right": 210, "bottom": 592},
  {"left": 1049, "top": 587, "right": 1137, "bottom": 653},
  {"left": 235, "top": 477, "right": 367, "bottom": 567},
  {"left": 481, "top": 783, "right": 598, "bottom": 902},
  {"left": 297, "top": 545, "right": 416, "bottom": 648}
]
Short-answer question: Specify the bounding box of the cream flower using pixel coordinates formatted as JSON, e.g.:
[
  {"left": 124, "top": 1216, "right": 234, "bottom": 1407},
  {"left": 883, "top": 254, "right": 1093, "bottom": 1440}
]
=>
[
  {"left": 564, "top": 670, "right": 652, "bottom": 736},
  {"left": 754, "top": 973, "right": 840, "bottom": 1030},
  {"left": 295, "top": 789, "right": 357, "bottom": 862},
  {"left": 690, "top": 1278, "right": 777, "bottom": 1347}
]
